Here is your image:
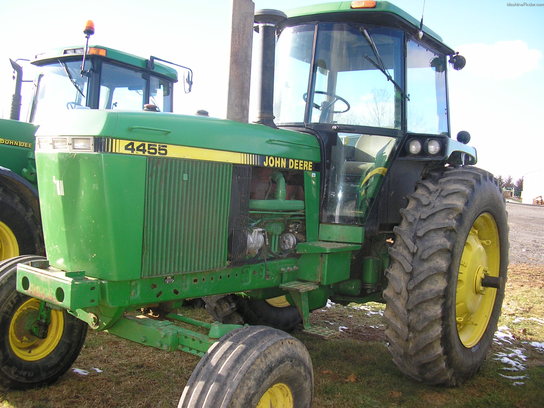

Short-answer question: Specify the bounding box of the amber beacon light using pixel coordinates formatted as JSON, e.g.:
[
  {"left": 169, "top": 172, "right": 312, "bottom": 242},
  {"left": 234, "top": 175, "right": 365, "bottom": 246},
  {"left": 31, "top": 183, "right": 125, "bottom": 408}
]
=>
[
  {"left": 84, "top": 20, "right": 95, "bottom": 36},
  {"left": 351, "top": 1, "right": 377, "bottom": 8}
]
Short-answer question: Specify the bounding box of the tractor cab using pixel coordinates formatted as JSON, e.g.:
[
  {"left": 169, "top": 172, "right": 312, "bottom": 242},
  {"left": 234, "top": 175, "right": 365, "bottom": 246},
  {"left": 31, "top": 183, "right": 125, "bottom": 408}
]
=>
[
  {"left": 270, "top": 2, "right": 473, "bottom": 228},
  {"left": 27, "top": 45, "right": 190, "bottom": 124}
]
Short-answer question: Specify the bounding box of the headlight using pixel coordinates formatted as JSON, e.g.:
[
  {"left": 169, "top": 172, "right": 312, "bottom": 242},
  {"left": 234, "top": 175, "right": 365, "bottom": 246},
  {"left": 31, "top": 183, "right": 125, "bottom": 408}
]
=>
[
  {"left": 52, "top": 138, "right": 68, "bottom": 150},
  {"left": 407, "top": 139, "right": 422, "bottom": 155},
  {"left": 36, "top": 136, "right": 95, "bottom": 153},
  {"left": 72, "top": 137, "right": 94, "bottom": 151},
  {"left": 426, "top": 139, "right": 441, "bottom": 155}
]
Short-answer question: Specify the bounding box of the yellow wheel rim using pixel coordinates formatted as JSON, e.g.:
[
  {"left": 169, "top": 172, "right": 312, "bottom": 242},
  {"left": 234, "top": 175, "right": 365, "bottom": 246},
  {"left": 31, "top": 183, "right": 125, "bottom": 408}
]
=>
[
  {"left": 0, "top": 221, "right": 19, "bottom": 260},
  {"left": 8, "top": 298, "right": 64, "bottom": 361},
  {"left": 456, "top": 213, "right": 500, "bottom": 348},
  {"left": 265, "top": 296, "right": 291, "bottom": 308},
  {"left": 257, "top": 383, "right": 294, "bottom": 408}
]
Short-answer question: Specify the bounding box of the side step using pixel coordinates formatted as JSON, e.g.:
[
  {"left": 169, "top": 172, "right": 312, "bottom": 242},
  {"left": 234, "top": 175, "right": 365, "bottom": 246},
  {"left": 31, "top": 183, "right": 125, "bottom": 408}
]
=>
[
  {"left": 280, "top": 281, "right": 318, "bottom": 292},
  {"left": 280, "top": 280, "right": 318, "bottom": 330}
]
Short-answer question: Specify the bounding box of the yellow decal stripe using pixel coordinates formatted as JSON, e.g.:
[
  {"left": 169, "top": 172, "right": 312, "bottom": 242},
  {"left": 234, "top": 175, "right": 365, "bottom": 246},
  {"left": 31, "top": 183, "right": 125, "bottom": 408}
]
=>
[{"left": 104, "top": 138, "right": 317, "bottom": 171}]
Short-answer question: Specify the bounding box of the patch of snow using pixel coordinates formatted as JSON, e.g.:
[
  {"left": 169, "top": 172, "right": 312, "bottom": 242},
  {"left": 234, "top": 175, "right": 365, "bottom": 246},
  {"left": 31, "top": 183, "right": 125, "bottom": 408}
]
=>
[
  {"left": 349, "top": 304, "right": 384, "bottom": 316},
  {"left": 528, "top": 341, "right": 544, "bottom": 352},
  {"left": 494, "top": 347, "right": 528, "bottom": 385},
  {"left": 72, "top": 368, "right": 89, "bottom": 376},
  {"left": 529, "top": 317, "right": 544, "bottom": 325},
  {"left": 499, "top": 374, "right": 527, "bottom": 380},
  {"left": 512, "top": 317, "right": 544, "bottom": 325},
  {"left": 92, "top": 367, "right": 103, "bottom": 373},
  {"left": 339, "top": 326, "right": 348, "bottom": 332},
  {"left": 494, "top": 326, "right": 515, "bottom": 345}
]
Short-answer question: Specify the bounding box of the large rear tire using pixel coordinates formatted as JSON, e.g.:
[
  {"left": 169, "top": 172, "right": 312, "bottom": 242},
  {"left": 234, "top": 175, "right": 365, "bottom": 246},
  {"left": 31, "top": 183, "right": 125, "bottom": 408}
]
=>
[
  {"left": 383, "top": 167, "right": 508, "bottom": 386},
  {"left": 0, "top": 256, "right": 88, "bottom": 389},
  {"left": 0, "top": 187, "right": 43, "bottom": 261},
  {"left": 179, "top": 326, "right": 313, "bottom": 408}
]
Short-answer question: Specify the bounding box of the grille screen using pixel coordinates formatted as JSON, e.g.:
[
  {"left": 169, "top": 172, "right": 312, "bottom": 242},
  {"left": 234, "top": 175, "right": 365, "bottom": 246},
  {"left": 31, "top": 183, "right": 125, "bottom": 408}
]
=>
[{"left": 142, "top": 158, "right": 232, "bottom": 277}]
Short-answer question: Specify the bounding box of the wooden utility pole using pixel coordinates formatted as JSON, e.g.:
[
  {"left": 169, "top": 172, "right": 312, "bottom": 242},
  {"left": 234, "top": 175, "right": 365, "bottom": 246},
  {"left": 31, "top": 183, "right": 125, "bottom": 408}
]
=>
[{"left": 226, "top": 0, "right": 255, "bottom": 123}]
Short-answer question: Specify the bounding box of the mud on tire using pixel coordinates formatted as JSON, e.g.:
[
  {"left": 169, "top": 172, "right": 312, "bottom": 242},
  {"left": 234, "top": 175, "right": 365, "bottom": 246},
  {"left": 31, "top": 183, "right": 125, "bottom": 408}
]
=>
[{"left": 383, "top": 167, "right": 508, "bottom": 386}]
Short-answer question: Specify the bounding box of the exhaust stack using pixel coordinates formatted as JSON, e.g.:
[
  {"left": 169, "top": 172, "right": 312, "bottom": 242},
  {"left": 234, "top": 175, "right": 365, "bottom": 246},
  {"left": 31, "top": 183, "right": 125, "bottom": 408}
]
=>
[
  {"left": 9, "top": 59, "right": 23, "bottom": 121},
  {"left": 253, "top": 9, "right": 286, "bottom": 128}
]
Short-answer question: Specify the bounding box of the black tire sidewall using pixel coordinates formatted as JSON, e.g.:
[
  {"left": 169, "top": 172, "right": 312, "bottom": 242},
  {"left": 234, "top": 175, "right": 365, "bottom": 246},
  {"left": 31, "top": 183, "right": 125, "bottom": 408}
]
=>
[
  {"left": 237, "top": 298, "right": 301, "bottom": 332},
  {"left": 235, "top": 342, "right": 313, "bottom": 407},
  {"left": 0, "top": 189, "right": 42, "bottom": 255},
  {"left": 443, "top": 174, "right": 508, "bottom": 377},
  {"left": 179, "top": 326, "right": 313, "bottom": 408}
]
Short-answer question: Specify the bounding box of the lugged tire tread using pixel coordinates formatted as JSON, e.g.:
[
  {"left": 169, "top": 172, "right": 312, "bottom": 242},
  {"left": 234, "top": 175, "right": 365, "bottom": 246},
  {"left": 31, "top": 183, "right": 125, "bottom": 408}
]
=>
[{"left": 383, "top": 166, "right": 508, "bottom": 386}]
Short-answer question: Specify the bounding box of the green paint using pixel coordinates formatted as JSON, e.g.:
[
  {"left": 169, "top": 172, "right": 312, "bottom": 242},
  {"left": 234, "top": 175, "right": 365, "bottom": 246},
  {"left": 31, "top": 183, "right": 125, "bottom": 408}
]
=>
[
  {"left": 33, "top": 45, "right": 178, "bottom": 81},
  {"left": 249, "top": 199, "right": 305, "bottom": 211},
  {"left": 17, "top": 262, "right": 100, "bottom": 310},
  {"left": 286, "top": 1, "right": 449, "bottom": 51},
  {"left": 105, "top": 314, "right": 239, "bottom": 356},
  {"left": 362, "top": 257, "right": 380, "bottom": 285},
  {"left": 319, "top": 224, "right": 364, "bottom": 244},
  {"left": 36, "top": 152, "right": 146, "bottom": 280},
  {"left": 0, "top": 119, "right": 37, "bottom": 182},
  {"left": 142, "top": 158, "right": 231, "bottom": 276}
]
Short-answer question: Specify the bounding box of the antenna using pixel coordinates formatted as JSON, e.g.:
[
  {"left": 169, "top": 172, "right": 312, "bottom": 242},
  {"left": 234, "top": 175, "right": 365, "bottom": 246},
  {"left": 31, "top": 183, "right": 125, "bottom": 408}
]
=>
[{"left": 418, "top": 0, "right": 426, "bottom": 40}]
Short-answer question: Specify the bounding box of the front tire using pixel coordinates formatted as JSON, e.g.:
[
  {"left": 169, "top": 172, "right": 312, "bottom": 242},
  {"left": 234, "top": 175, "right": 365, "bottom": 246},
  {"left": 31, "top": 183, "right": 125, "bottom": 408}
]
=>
[
  {"left": 0, "top": 256, "right": 88, "bottom": 389},
  {"left": 179, "top": 326, "right": 313, "bottom": 408},
  {"left": 383, "top": 167, "right": 508, "bottom": 386}
]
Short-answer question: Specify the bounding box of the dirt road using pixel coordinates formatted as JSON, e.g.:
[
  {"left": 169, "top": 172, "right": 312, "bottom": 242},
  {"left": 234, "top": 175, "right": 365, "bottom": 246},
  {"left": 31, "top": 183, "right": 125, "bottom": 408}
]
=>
[{"left": 506, "top": 202, "right": 544, "bottom": 265}]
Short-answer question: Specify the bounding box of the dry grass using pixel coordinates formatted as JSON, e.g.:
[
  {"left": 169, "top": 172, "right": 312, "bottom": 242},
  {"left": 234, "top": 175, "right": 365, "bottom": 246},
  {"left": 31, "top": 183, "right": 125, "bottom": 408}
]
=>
[{"left": 1, "top": 264, "right": 543, "bottom": 408}]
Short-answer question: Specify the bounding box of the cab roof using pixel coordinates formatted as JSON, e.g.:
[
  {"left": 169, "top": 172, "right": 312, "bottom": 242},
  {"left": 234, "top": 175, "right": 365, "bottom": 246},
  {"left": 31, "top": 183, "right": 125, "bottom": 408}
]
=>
[
  {"left": 285, "top": 1, "right": 455, "bottom": 55},
  {"left": 32, "top": 45, "right": 178, "bottom": 81}
]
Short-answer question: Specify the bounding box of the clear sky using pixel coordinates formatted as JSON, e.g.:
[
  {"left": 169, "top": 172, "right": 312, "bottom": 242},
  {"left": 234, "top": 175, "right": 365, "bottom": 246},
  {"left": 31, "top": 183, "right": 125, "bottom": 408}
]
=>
[{"left": 0, "top": 0, "right": 543, "bottom": 185}]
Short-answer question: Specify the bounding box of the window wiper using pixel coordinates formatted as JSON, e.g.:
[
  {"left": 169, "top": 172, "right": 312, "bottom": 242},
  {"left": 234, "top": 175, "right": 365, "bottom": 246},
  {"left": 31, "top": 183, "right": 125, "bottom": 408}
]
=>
[
  {"left": 358, "top": 27, "right": 409, "bottom": 101},
  {"left": 59, "top": 60, "right": 85, "bottom": 98}
]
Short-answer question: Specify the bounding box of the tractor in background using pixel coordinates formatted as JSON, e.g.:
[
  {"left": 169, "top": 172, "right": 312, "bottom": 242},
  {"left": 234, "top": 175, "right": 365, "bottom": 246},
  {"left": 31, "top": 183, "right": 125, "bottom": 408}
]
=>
[
  {"left": 2, "top": 2, "right": 508, "bottom": 407},
  {"left": 0, "top": 20, "right": 192, "bottom": 261}
]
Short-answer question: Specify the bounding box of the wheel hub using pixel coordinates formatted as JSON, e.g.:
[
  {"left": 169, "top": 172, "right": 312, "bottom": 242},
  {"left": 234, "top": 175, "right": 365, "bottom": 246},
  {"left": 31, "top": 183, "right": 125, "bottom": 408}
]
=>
[
  {"left": 9, "top": 298, "right": 64, "bottom": 361},
  {"left": 455, "top": 213, "right": 500, "bottom": 348},
  {"left": 257, "top": 383, "right": 294, "bottom": 408}
]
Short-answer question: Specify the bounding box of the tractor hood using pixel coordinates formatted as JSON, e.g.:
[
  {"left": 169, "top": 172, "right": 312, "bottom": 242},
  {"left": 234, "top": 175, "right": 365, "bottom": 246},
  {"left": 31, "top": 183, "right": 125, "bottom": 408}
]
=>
[{"left": 35, "top": 110, "right": 321, "bottom": 166}]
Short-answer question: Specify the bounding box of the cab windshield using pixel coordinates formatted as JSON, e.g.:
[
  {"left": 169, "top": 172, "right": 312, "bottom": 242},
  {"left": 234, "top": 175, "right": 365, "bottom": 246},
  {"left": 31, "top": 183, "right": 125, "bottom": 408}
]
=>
[
  {"left": 274, "top": 23, "right": 404, "bottom": 129},
  {"left": 30, "top": 59, "right": 173, "bottom": 123}
]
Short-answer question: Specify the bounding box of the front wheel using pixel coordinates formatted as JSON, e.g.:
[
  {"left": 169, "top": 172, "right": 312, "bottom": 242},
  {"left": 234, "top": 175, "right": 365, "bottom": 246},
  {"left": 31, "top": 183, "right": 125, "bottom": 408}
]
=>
[
  {"left": 0, "top": 256, "right": 88, "bottom": 389},
  {"left": 383, "top": 167, "right": 508, "bottom": 386},
  {"left": 179, "top": 326, "right": 313, "bottom": 407}
]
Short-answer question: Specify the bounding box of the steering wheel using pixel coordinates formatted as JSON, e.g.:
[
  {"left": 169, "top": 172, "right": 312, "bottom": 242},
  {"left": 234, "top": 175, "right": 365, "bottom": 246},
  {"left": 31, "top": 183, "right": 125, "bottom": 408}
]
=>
[{"left": 303, "top": 91, "right": 350, "bottom": 114}]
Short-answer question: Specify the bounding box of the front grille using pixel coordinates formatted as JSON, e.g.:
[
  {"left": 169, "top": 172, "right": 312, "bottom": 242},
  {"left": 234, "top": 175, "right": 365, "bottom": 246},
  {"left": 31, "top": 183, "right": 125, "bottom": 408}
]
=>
[{"left": 141, "top": 157, "right": 232, "bottom": 277}]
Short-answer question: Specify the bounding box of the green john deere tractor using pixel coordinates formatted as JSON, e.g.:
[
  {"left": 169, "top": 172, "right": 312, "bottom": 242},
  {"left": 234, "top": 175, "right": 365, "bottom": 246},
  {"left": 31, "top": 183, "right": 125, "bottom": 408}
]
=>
[
  {"left": 1, "top": 2, "right": 508, "bottom": 406},
  {"left": 0, "top": 22, "right": 192, "bottom": 261}
]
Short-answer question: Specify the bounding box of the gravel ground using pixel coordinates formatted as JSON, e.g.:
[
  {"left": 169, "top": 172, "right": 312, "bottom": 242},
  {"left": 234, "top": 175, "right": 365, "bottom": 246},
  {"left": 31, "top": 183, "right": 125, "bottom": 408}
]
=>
[{"left": 506, "top": 202, "right": 544, "bottom": 265}]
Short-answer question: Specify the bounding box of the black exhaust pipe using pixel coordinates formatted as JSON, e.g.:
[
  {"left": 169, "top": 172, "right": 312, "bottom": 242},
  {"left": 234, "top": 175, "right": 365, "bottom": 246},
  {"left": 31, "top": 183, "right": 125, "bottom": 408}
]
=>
[
  {"left": 9, "top": 59, "right": 23, "bottom": 121},
  {"left": 253, "top": 9, "right": 286, "bottom": 128}
]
